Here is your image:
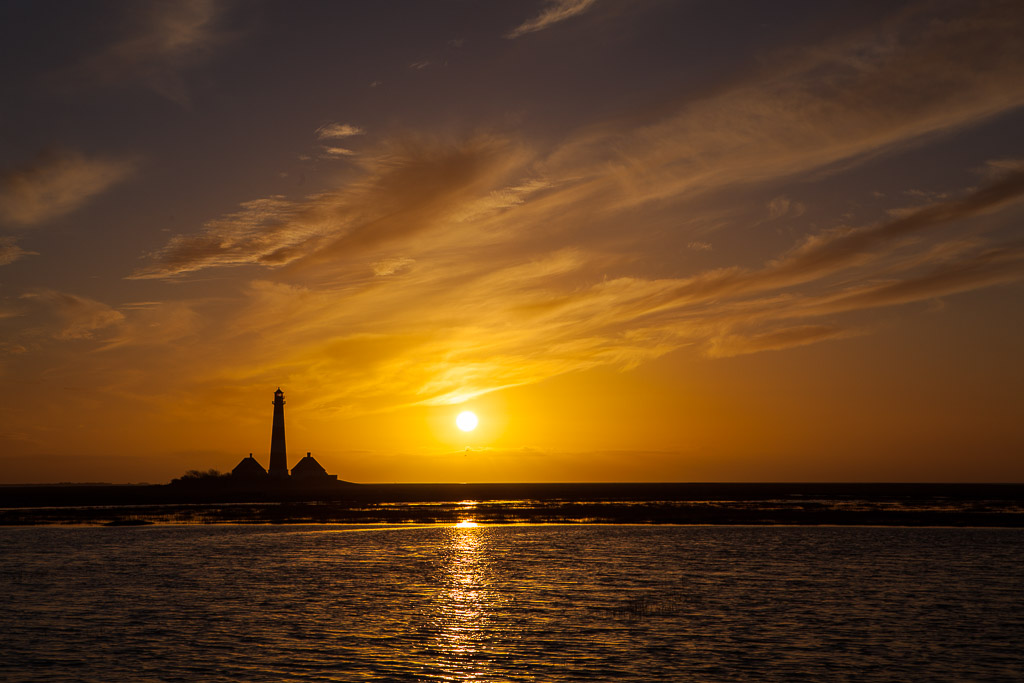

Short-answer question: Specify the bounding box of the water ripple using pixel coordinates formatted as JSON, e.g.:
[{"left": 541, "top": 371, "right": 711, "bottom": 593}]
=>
[{"left": 1, "top": 525, "right": 1022, "bottom": 681}]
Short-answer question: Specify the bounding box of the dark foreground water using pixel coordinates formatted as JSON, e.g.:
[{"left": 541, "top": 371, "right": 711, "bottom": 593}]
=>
[{"left": 2, "top": 525, "right": 1022, "bottom": 682}]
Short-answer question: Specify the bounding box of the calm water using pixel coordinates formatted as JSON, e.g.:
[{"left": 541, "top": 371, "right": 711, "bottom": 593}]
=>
[{"left": 1, "top": 524, "right": 1021, "bottom": 681}]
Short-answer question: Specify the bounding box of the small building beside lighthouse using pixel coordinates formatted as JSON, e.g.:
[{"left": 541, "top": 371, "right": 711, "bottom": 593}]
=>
[
  {"left": 231, "top": 453, "right": 267, "bottom": 480},
  {"left": 292, "top": 452, "right": 338, "bottom": 484}
]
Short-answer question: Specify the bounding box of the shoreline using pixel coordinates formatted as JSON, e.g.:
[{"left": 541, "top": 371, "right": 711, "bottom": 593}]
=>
[{"left": 2, "top": 482, "right": 1022, "bottom": 527}]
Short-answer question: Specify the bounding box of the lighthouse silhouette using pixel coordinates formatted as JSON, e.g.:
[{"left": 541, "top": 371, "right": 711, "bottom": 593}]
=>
[
  {"left": 230, "top": 388, "right": 340, "bottom": 484},
  {"left": 268, "top": 388, "right": 289, "bottom": 479}
]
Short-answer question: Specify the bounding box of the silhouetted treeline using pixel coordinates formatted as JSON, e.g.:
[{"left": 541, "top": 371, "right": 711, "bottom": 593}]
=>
[{"left": 169, "top": 469, "right": 231, "bottom": 486}]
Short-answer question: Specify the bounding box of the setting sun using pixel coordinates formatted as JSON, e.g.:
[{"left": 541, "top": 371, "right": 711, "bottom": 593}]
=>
[{"left": 456, "top": 411, "right": 479, "bottom": 432}]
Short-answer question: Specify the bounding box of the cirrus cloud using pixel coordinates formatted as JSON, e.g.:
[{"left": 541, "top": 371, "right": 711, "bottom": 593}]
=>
[
  {"left": 0, "top": 237, "right": 37, "bottom": 266},
  {"left": 57, "top": 0, "right": 230, "bottom": 105},
  {"left": 0, "top": 150, "right": 135, "bottom": 228},
  {"left": 113, "top": 0, "right": 1024, "bottom": 414},
  {"left": 506, "top": 0, "right": 598, "bottom": 39},
  {"left": 316, "top": 123, "right": 365, "bottom": 140}
]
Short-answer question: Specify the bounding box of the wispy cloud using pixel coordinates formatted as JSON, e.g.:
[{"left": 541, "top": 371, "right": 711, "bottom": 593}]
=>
[
  {"left": 544, "top": 4, "right": 1024, "bottom": 217},
  {"left": 373, "top": 257, "right": 415, "bottom": 276},
  {"left": 507, "top": 0, "right": 598, "bottom": 39},
  {"left": 98, "top": 300, "right": 202, "bottom": 351},
  {"left": 763, "top": 168, "right": 1024, "bottom": 290},
  {"left": 118, "top": 165, "right": 1024, "bottom": 416},
  {"left": 768, "top": 196, "right": 805, "bottom": 219},
  {"left": 138, "top": 2, "right": 1024, "bottom": 283},
  {"left": 316, "top": 123, "right": 365, "bottom": 140},
  {"left": 132, "top": 135, "right": 531, "bottom": 279},
  {"left": 0, "top": 150, "right": 135, "bottom": 227},
  {"left": 93, "top": 1, "right": 1024, "bottom": 417},
  {"left": 131, "top": 195, "right": 312, "bottom": 278},
  {"left": 19, "top": 290, "right": 125, "bottom": 341},
  {"left": 320, "top": 146, "right": 357, "bottom": 158},
  {"left": 60, "top": 0, "right": 228, "bottom": 104},
  {"left": 706, "top": 325, "right": 855, "bottom": 359},
  {"left": 0, "top": 238, "right": 37, "bottom": 266}
]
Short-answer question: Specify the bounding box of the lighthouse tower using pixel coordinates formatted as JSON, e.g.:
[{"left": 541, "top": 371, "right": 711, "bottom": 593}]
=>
[{"left": 268, "top": 388, "right": 289, "bottom": 479}]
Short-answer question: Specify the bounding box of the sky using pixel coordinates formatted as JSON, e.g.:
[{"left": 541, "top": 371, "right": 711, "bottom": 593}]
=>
[{"left": 1, "top": 0, "right": 1022, "bottom": 484}]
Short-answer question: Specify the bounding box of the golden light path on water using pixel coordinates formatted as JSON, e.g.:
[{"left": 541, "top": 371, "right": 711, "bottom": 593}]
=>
[
  {"left": 434, "top": 501, "right": 496, "bottom": 682},
  {"left": 436, "top": 520, "right": 483, "bottom": 675}
]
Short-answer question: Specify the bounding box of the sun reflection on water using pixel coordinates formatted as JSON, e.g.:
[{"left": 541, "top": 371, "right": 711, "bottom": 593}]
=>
[{"left": 431, "top": 520, "right": 499, "bottom": 680}]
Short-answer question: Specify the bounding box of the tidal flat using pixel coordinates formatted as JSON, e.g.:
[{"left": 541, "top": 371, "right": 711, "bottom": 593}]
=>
[{"left": 2, "top": 483, "right": 1021, "bottom": 526}]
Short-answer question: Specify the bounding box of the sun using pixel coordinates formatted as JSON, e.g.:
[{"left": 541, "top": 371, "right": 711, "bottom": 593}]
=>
[{"left": 456, "top": 410, "right": 478, "bottom": 432}]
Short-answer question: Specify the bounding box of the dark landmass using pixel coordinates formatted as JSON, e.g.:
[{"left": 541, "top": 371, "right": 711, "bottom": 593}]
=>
[{"left": 1, "top": 482, "right": 1022, "bottom": 526}]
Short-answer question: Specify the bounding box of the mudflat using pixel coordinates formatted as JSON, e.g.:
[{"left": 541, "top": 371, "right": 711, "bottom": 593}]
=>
[{"left": 1, "top": 482, "right": 1021, "bottom": 526}]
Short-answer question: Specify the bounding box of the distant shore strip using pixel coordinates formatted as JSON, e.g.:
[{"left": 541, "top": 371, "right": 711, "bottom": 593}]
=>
[{"left": 1, "top": 482, "right": 1021, "bottom": 526}]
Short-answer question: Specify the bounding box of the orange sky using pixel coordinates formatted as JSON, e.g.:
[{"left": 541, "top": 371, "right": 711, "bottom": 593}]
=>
[{"left": 1, "top": 1, "right": 1022, "bottom": 483}]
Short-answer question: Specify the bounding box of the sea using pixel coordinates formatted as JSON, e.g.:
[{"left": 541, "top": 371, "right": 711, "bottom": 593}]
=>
[{"left": 2, "top": 523, "right": 1022, "bottom": 682}]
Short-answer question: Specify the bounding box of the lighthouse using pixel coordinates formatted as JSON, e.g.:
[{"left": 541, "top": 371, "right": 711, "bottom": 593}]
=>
[
  {"left": 268, "top": 388, "right": 289, "bottom": 479},
  {"left": 228, "top": 388, "right": 340, "bottom": 486}
]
